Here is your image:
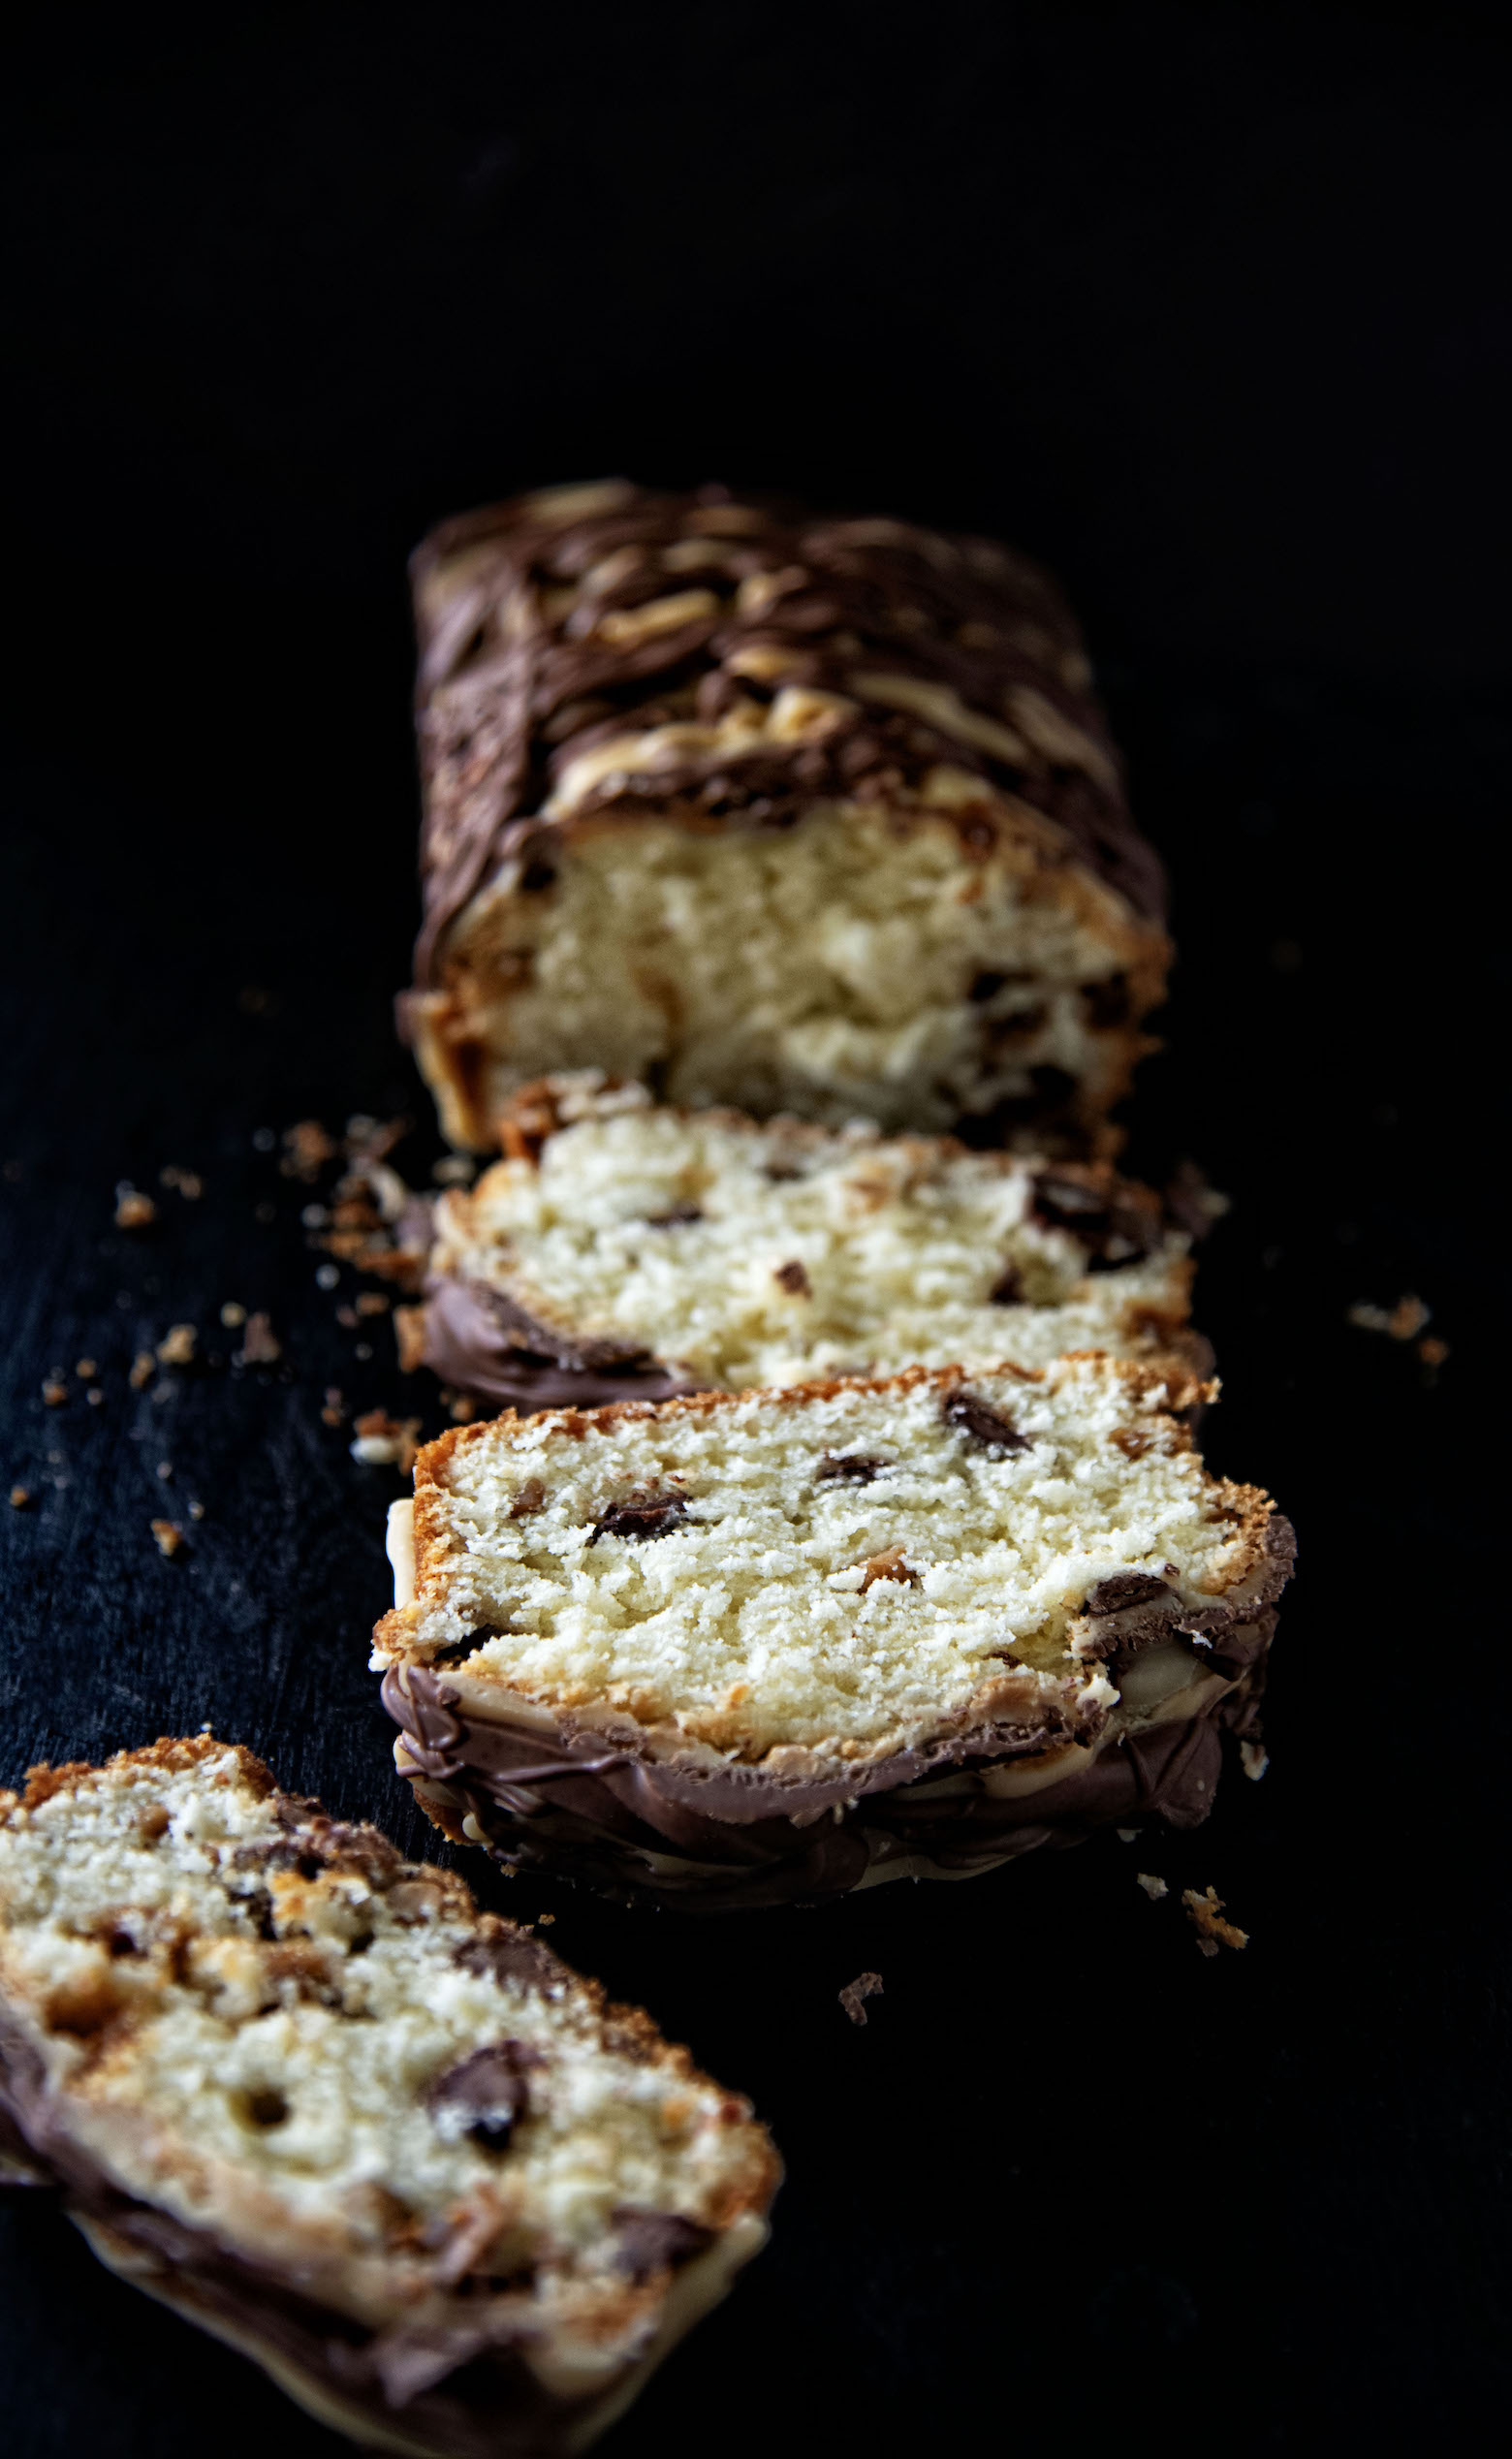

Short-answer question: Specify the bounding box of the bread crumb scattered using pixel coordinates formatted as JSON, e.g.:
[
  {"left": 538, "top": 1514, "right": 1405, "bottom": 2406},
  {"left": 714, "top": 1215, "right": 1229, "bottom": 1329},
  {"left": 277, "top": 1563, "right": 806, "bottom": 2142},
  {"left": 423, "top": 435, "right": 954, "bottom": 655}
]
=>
[
  {"left": 155, "top": 1324, "right": 197, "bottom": 1368},
  {"left": 281, "top": 1120, "right": 336, "bottom": 1181},
  {"left": 1115, "top": 1827, "right": 1139, "bottom": 1842},
  {"left": 1136, "top": 1872, "right": 1168, "bottom": 1900},
  {"left": 42, "top": 1378, "right": 67, "bottom": 1407},
  {"left": 129, "top": 1351, "right": 156, "bottom": 1390},
  {"left": 220, "top": 1302, "right": 246, "bottom": 1329},
  {"left": 188, "top": 1500, "right": 205, "bottom": 1521},
  {"left": 1418, "top": 1335, "right": 1449, "bottom": 1378},
  {"left": 150, "top": 1518, "right": 185, "bottom": 1559},
  {"left": 351, "top": 1411, "right": 423, "bottom": 1474},
  {"left": 355, "top": 1291, "right": 390, "bottom": 1316},
  {"left": 114, "top": 1186, "right": 156, "bottom": 1230},
  {"left": 76, "top": 1359, "right": 98, "bottom": 1380},
  {"left": 1347, "top": 1293, "right": 1430, "bottom": 1340},
  {"left": 1181, "top": 1885, "right": 1247, "bottom": 1956},
  {"left": 1240, "top": 1740, "right": 1269, "bottom": 1781},
  {"left": 87, "top": 1388, "right": 105, "bottom": 1407},
  {"left": 160, "top": 1165, "right": 204, "bottom": 1199},
  {"left": 394, "top": 1305, "right": 428, "bottom": 1372},
  {"left": 237, "top": 1313, "right": 281, "bottom": 1366},
  {"left": 839, "top": 1971, "right": 884, "bottom": 2026},
  {"left": 9, "top": 1486, "right": 31, "bottom": 1510}
]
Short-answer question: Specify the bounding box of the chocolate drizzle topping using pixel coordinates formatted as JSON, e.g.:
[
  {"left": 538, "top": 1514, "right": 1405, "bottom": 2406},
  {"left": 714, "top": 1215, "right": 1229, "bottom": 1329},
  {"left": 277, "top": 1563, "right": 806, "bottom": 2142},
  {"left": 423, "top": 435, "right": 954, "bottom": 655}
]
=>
[{"left": 408, "top": 483, "right": 1168, "bottom": 988}]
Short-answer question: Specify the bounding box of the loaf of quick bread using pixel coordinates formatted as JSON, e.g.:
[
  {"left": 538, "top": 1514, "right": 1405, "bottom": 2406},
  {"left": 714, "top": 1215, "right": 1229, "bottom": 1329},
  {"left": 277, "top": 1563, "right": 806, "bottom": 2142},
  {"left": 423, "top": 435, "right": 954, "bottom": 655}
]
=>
[
  {"left": 412, "top": 1074, "right": 1207, "bottom": 1413},
  {"left": 375, "top": 1357, "right": 1292, "bottom": 1908},
  {"left": 0, "top": 1738, "right": 777, "bottom": 2453},
  {"left": 403, "top": 482, "right": 1169, "bottom": 1155}
]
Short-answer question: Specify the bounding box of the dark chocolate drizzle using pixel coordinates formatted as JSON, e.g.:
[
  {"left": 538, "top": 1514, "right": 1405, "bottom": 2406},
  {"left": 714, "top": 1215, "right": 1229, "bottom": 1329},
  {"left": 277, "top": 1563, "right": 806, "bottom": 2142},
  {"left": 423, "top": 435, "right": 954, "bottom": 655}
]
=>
[{"left": 408, "top": 483, "right": 1168, "bottom": 987}]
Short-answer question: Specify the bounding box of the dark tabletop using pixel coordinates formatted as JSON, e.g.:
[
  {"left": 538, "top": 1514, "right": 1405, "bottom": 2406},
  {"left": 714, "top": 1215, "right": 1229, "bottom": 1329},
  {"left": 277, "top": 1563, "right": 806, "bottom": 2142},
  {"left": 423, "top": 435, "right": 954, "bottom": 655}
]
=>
[{"left": 4, "top": 5, "right": 1509, "bottom": 2452}]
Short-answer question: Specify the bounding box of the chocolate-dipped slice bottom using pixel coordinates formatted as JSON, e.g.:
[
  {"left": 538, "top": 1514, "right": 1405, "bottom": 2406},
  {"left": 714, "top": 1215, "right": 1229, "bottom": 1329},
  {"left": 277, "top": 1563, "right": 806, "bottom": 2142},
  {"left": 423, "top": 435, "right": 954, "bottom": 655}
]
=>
[
  {"left": 375, "top": 1358, "right": 1293, "bottom": 1910},
  {"left": 414, "top": 1072, "right": 1208, "bottom": 1415},
  {"left": 0, "top": 1738, "right": 777, "bottom": 2455},
  {"left": 402, "top": 480, "right": 1170, "bottom": 1158}
]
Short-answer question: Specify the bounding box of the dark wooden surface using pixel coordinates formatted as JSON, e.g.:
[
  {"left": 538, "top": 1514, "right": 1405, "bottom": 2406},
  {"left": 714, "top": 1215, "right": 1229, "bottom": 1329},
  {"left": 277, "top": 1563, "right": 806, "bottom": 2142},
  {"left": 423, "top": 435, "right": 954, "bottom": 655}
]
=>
[{"left": 4, "top": 6, "right": 1508, "bottom": 2451}]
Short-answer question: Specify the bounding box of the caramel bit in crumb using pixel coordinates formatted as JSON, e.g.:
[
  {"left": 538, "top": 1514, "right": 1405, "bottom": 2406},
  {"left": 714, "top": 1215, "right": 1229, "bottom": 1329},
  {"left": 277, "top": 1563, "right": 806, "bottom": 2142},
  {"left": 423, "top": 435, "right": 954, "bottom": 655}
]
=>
[
  {"left": 1240, "top": 1740, "right": 1269, "bottom": 1781},
  {"left": 1136, "top": 1872, "right": 1168, "bottom": 1901},
  {"left": 1347, "top": 1292, "right": 1431, "bottom": 1341},
  {"left": 129, "top": 1350, "right": 156, "bottom": 1390},
  {"left": 394, "top": 1304, "right": 428, "bottom": 1373},
  {"left": 220, "top": 1301, "right": 246, "bottom": 1328},
  {"left": 509, "top": 1477, "right": 548, "bottom": 1519},
  {"left": 76, "top": 1359, "right": 98, "bottom": 1380},
  {"left": 839, "top": 1971, "right": 884, "bottom": 2027},
  {"left": 114, "top": 1186, "right": 156, "bottom": 1229},
  {"left": 160, "top": 1165, "right": 204, "bottom": 1199},
  {"left": 1110, "top": 1427, "right": 1154, "bottom": 1460},
  {"left": 351, "top": 1411, "right": 423, "bottom": 1474},
  {"left": 150, "top": 1518, "right": 186, "bottom": 1559},
  {"left": 155, "top": 1323, "right": 197, "bottom": 1369},
  {"left": 772, "top": 1258, "right": 811, "bottom": 1297},
  {"left": 42, "top": 1378, "right": 68, "bottom": 1407},
  {"left": 9, "top": 1485, "right": 31, "bottom": 1509},
  {"left": 857, "top": 1542, "right": 919, "bottom": 1592},
  {"left": 138, "top": 1804, "right": 171, "bottom": 1842},
  {"left": 355, "top": 1291, "right": 391, "bottom": 1316},
  {"left": 237, "top": 1312, "right": 282, "bottom": 1365},
  {"left": 281, "top": 1119, "right": 336, "bottom": 1181},
  {"left": 1181, "top": 1885, "right": 1248, "bottom": 1956}
]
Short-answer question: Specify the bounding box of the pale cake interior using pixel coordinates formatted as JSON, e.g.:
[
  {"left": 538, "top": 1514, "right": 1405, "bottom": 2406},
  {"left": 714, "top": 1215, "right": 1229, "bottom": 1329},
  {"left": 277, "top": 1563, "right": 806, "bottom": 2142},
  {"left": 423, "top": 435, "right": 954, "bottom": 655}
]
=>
[
  {"left": 427, "top": 798, "right": 1148, "bottom": 1144},
  {"left": 380, "top": 1360, "right": 1260, "bottom": 1764},
  {"left": 433, "top": 1099, "right": 1191, "bottom": 1390},
  {"left": 0, "top": 1743, "right": 772, "bottom": 2362}
]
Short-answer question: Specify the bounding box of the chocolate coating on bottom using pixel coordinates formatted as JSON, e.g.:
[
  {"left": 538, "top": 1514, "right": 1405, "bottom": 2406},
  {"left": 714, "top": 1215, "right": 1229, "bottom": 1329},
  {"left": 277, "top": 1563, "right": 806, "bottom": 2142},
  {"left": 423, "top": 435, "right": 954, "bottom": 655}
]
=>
[
  {"left": 422, "top": 1277, "right": 700, "bottom": 1412},
  {"left": 384, "top": 1639, "right": 1272, "bottom": 1913}
]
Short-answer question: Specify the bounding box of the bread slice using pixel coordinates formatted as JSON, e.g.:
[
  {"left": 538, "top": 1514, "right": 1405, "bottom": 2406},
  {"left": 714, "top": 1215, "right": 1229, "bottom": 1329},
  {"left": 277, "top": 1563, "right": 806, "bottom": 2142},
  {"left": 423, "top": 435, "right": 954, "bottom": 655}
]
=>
[
  {"left": 374, "top": 1358, "right": 1292, "bottom": 1908},
  {"left": 416, "top": 1074, "right": 1206, "bottom": 1413},
  {"left": 402, "top": 482, "right": 1169, "bottom": 1156},
  {"left": 0, "top": 1739, "right": 777, "bottom": 2454}
]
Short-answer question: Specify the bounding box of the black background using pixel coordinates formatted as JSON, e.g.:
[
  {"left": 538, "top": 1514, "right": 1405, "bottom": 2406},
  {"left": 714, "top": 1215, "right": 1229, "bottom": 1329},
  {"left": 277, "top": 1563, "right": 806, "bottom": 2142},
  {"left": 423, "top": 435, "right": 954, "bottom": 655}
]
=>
[{"left": 3, "top": 4, "right": 1508, "bottom": 2451}]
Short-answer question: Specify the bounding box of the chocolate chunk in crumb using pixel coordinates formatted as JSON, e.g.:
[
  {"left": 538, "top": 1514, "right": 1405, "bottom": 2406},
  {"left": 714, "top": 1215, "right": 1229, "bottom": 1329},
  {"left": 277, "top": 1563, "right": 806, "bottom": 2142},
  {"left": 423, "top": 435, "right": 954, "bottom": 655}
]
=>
[
  {"left": 772, "top": 1258, "right": 811, "bottom": 1296},
  {"left": 988, "top": 1263, "right": 1024, "bottom": 1304},
  {"left": 613, "top": 2210, "right": 715, "bottom": 2279},
  {"left": 815, "top": 1451, "right": 887, "bottom": 1484},
  {"left": 1085, "top": 1572, "right": 1171, "bottom": 1615},
  {"left": 942, "top": 1393, "right": 1029, "bottom": 1452},
  {"left": 509, "top": 1477, "right": 548, "bottom": 1519},
  {"left": 454, "top": 1918, "right": 561, "bottom": 1993},
  {"left": 589, "top": 1489, "right": 689, "bottom": 1544},
  {"left": 645, "top": 1204, "right": 704, "bottom": 1227},
  {"left": 425, "top": 2041, "right": 541, "bottom": 2148}
]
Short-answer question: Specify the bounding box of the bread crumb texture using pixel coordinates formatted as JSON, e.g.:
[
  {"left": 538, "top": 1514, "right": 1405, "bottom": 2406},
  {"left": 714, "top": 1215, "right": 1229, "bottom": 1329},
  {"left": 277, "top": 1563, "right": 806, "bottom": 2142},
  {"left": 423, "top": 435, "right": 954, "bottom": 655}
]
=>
[
  {"left": 377, "top": 1357, "right": 1269, "bottom": 1764},
  {"left": 422, "top": 800, "right": 1154, "bottom": 1145},
  {"left": 0, "top": 1740, "right": 776, "bottom": 2359},
  {"left": 434, "top": 1091, "right": 1194, "bottom": 1390}
]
